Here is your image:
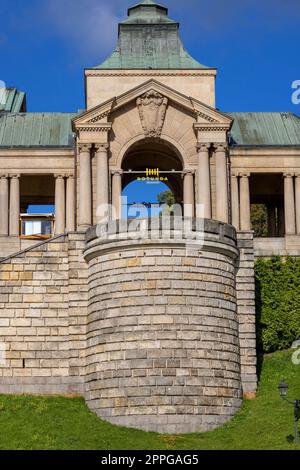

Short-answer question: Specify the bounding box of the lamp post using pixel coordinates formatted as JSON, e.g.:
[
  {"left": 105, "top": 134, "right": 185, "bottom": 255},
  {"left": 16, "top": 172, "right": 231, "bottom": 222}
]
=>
[{"left": 278, "top": 379, "right": 300, "bottom": 447}]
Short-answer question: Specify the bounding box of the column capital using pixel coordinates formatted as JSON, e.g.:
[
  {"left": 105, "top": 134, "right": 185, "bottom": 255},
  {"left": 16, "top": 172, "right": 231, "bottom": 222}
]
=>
[
  {"left": 112, "top": 170, "right": 123, "bottom": 176},
  {"left": 231, "top": 172, "right": 239, "bottom": 178},
  {"left": 95, "top": 143, "right": 109, "bottom": 152},
  {"left": 183, "top": 169, "right": 195, "bottom": 175},
  {"left": 295, "top": 173, "right": 300, "bottom": 178},
  {"left": 214, "top": 143, "right": 227, "bottom": 152},
  {"left": 0, "top": 174, "right": 9, "bottom": 179},
  {"left": 65, "top": 173, "right": 74, "bottom": 179},
  {"left": 10, "top": 174, "right": 21, "bottom": 179},
  {"left": 283, "top": 172, "right": 295, "bottom": 178},
  {"left": 78, "top": 143, "right": 92, "bottom": 153},
  {"left": 239, "top": 173, "right": 251, "bottom": 178},
  {"left": 197, "top": 143, "right": 211, "bottom": 152},
  {"left": 54, "top": 174, "right": 65, "bottom": 179}
]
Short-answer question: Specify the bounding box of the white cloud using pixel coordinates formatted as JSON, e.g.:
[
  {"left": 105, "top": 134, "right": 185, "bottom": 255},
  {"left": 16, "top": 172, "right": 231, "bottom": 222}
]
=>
[{"left": 42, "top": 0, "right": 123, "bottom": 63}]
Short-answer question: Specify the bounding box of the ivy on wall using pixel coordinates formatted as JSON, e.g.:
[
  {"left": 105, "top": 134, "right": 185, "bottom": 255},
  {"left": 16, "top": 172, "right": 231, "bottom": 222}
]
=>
[{"left": 255, "top": 256, "right": 300, "bottom": 353}]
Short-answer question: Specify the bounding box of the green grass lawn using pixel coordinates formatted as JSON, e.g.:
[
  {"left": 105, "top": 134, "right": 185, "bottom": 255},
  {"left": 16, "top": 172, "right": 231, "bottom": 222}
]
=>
[{"left": 0, "top": 349, "right": 299, "bottom": 450}]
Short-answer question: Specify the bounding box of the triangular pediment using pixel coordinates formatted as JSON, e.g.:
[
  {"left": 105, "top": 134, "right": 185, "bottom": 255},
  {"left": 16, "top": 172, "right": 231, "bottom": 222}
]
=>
[{"left": 72, "top": 79, "right": 233, "bottom": 130}]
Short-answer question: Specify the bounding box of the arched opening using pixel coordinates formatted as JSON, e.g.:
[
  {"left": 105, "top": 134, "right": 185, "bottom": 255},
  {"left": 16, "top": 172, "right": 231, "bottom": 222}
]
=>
[{"left": 121, "top": 139, "right": 183, "bottom": 219}]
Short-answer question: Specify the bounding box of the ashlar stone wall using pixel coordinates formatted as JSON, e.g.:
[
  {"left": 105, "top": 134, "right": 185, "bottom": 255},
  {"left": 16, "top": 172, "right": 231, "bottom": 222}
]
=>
[{"left": 0, "top": 233, "right": 88, "bottom": 394}]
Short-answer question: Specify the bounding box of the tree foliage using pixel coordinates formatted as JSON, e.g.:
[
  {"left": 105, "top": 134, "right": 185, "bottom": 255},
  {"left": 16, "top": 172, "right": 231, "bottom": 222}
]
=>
[
  {"left": 255, "top": 256, "right": 300, "bottom": 353},
  {"left": 157, "top": 190, "right": 176, "bottom": 207},
  {"left": 251, "top": 204, "right": 268, "bottom": 237}
]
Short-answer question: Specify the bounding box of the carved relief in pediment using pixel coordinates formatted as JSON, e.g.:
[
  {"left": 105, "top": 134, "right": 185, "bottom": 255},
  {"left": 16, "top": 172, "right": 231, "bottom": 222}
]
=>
[{"left": 136, "top": 90, "right": 168, "bottom": 138}]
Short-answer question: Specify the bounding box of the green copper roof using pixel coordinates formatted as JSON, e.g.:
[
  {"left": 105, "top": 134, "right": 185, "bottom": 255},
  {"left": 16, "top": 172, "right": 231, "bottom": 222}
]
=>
[
  {"left": 1, "top": 111, "right": 299, "bottom": 149},
  {"left": 229, "top": 112, "right": 300, "bottom": 146},
  {"left": 94, "top": 1, "right": 208, "bottom": 69},
  {"left": 0, "top": 113, "right": 76, "bottom": 148},
  {"left": 0, "top": 88, "right": 26, "bottom": 112},
  {"left": 128, "top": 0, "right": 168, "bottom": 16}
]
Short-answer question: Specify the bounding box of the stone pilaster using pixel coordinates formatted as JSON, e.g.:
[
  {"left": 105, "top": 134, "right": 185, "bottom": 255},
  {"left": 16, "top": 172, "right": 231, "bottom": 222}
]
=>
[
  {"left": 231, "top": 173, "right": 240, "bottom": 230},
  {"left": 215, "top": 144, "right": 229, "bottom": 223},
  {"left": 9, "top": 174, "right": 20, "bottom": 237},
  {"left": 236, "top": 231, "right": 257, "bottom": 396},
  {"left": 0, "top": 174, "right": 9, "bottom": 236},
  {"left": 197, "top": 144, "right": 211, "bottom": 218},
  {"left": 284, "top": 173, "right": 296, "bottom": 235},
  {"left": 66, "top": 175, "right": 75, "bottom": 232},
  {"left": 111, "top": 171, "right": 123, "bottom": 220},
  {"left": 239, "top": 173, "right": 251, "bottom": 231},
  {"left": 78, "top": 144, "right": 92, "bottom": 229},
  {"left": 95, "top": 144, "right": 109, "bottom": 223},
  {"left": 295, "top": 174, "right": 300, "bottom": 235},
  {"left": 54, "top": 175, "right": 66, "bottom": 235},
  {"left": 183, "top": 170, "right": 194, "bottom": 217}
]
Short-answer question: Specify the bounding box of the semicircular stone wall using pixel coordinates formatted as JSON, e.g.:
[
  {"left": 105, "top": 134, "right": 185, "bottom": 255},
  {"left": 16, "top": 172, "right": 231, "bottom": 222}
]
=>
[{"left": 83, "top": 218, "right": 242, "bottom": 434}]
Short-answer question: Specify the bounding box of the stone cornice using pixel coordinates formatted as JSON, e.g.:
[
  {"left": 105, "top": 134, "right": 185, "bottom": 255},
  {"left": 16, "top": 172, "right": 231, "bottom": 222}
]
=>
[
  {"left": 89, "top": 111, "right": 111, "bottom": 123},
  {"left": 85, "top": 69, "right": 217, "bottom": 78},
  {"left": 76, "top": 123, "right": 112, "bottom": 133},
  {"left": 196, "top": 112, "right": 218, "bottom": 123},
  {"left": 194, "top": 124, "right": 231, "bottom": 132}
]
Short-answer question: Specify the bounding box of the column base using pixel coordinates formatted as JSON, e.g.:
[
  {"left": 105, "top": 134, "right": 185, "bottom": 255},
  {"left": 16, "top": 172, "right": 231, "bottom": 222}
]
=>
[{"left": 78, "top": 224, "right": 92, "bottom": 232}]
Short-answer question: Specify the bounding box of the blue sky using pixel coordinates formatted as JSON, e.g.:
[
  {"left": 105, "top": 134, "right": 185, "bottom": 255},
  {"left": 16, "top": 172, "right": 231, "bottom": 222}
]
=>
[
  {"left": 2, "top": 0, "right": 300, "bottom": 214},
  {"left": 1, "top": 0, "right": 300, "bottom": 114}
]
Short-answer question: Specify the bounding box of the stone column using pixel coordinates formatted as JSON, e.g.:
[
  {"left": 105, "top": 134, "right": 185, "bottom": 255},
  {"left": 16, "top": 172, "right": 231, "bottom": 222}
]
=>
[
  {"left": 96, "top": 144, "right": 109, "bottom": 223},
  {"left": 9, "top": 174, "right": 20, "bottom": 237},
  {"left": 239, "top": 174, "right": 251, "bottom": 231},
  {"left": 55, "top": 175, "right": 66, "bottom": 235},
  {"left": 0, "top": 175, "right": 9, "bottom": 236},
  {"left": 183, "top": 170, "right": 194, "bottom": 217},
  {"left": 215, "top": 144, "right": 229, "bottom": 223},
  {"left": 197, "top": 144, "right": 211, "bottom": 218},
  {"left": 78, "top": 144, "right": 92, "bottom": 229},
  {"left": 111, "top": 171, "right": 122, "bottom": 220},
  {"left": 197, "top": 144, "right": 211, "bottom": 219},
  {"left": 295, "top": 174, "right": 300, "bottom": 235},
  {"left": 66, "top": 175, "right": 75, "bottom": 232},
  {"left": 231, "top": 173, "right": 240, "bottom": 229},
  {"left": 284, "top": 173, "right": 296, "bottom": 235}
]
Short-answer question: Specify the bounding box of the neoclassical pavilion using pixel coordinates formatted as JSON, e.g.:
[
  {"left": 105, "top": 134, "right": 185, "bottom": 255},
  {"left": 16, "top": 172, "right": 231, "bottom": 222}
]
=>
[
  {"left": 0, "top": 0, "right": 299, "bottom": 433},
  {"left": 0, "top": 1, "right": 300, "bottom": 258}
]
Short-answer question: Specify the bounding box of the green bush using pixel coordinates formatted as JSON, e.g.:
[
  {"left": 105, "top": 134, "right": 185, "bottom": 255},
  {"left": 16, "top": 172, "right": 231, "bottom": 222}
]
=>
[{"left": 255, "top": 256, "right": 300, "bottom": 353}]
